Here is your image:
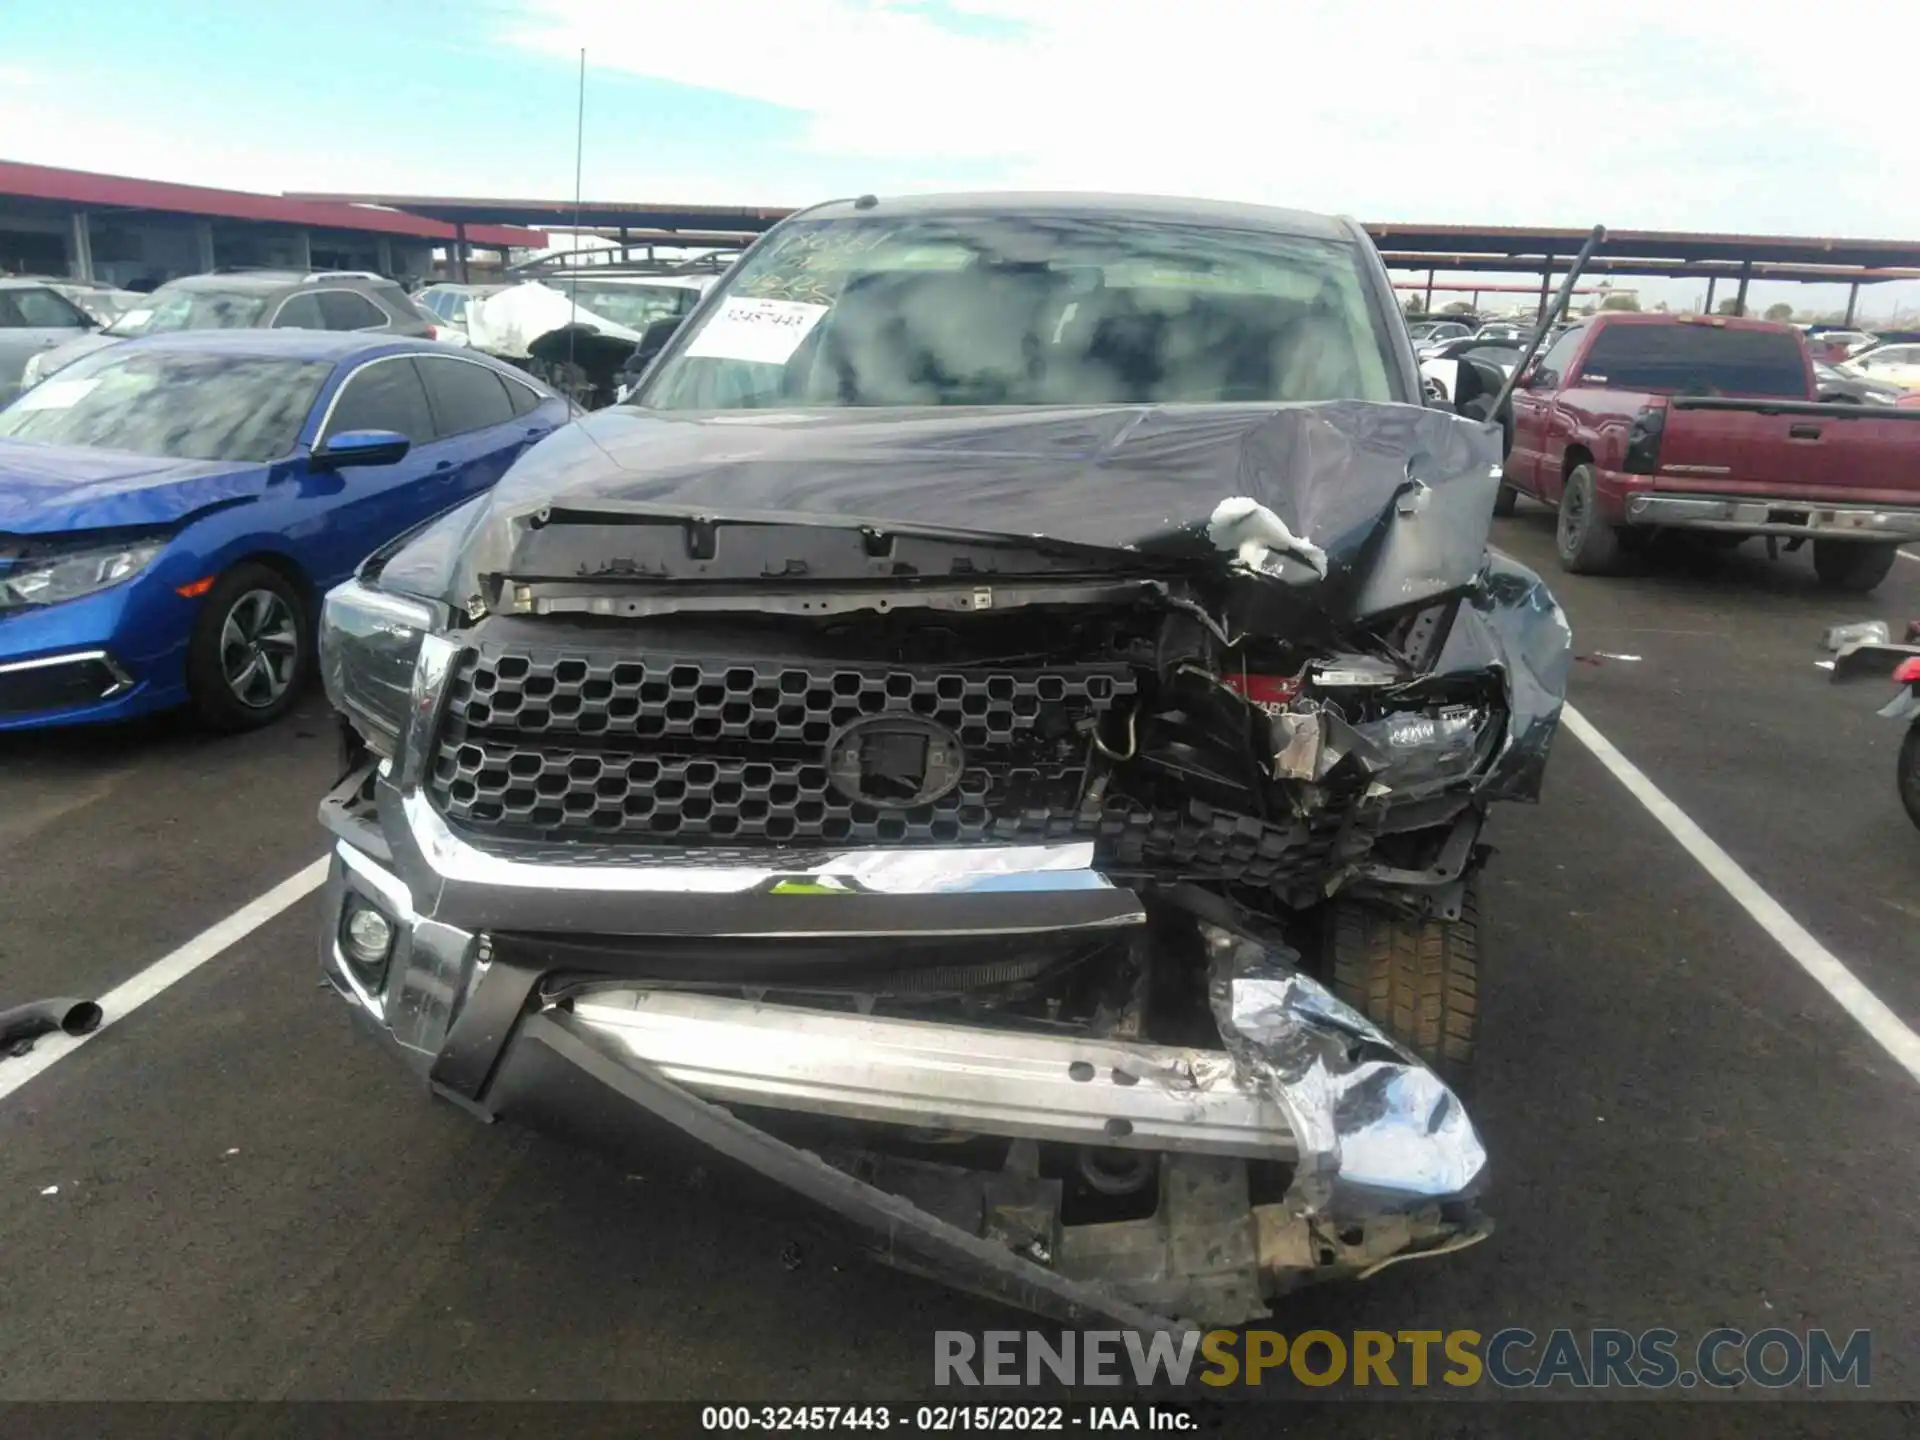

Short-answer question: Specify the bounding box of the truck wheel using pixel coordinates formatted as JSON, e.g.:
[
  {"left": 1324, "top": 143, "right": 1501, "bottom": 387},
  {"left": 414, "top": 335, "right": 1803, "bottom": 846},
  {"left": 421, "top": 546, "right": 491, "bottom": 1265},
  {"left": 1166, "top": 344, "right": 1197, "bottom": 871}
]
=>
[
  {"left": 1323, "top": 885, "right": 1478, "bottom": 1092},
  {"left": 185, "top": 562, "right": 311, "bottom": 731},
  {"left": 1811, "top": 540, "right": 1898, "bottom": 593},
  {"left": 1555, "top": 464, "right": 1624, "bottom": 575}
]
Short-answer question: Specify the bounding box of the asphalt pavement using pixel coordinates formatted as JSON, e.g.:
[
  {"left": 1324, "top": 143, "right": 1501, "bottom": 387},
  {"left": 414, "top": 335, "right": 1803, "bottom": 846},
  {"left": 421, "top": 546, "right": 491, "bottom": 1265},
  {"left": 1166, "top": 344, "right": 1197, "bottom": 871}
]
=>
[{"left": 4, "top": 514, "right": 1920, "bottom": 1424}]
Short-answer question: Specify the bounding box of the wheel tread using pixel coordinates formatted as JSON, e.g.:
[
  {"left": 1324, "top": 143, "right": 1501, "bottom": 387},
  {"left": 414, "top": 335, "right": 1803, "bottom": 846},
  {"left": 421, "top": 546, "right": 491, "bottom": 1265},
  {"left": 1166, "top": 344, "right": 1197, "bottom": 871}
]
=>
[{"left": 1324, "top": 885, "right": 1479, "bottom": 1088}]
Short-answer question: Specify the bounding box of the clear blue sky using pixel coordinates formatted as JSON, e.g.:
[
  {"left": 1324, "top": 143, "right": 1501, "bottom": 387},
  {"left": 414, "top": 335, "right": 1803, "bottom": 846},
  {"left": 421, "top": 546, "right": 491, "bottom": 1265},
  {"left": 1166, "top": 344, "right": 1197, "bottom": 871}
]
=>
[{"left": 7, "top": 0, "right": 1918, "bottom": 320}]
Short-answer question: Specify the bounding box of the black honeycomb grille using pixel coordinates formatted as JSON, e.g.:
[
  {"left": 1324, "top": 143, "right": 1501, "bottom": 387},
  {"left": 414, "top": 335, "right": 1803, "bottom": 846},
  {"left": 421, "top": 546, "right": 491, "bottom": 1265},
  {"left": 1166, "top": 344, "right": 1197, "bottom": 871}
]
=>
[
  {"left": 430, "top": 648, "right": 1134, "bottom": 846},
  {"left": 441, "top": 650, "right": 1134, "bottom": 749},
  {"left": 426, "top": 646, "right": 1350, "bottom": 889}
]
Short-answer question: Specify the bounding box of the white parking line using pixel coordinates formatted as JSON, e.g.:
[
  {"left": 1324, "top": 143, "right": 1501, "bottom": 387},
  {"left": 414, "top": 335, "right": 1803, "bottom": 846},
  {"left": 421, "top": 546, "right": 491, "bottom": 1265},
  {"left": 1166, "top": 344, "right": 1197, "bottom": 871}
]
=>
[
  {"left": 1563, "top": 705, "right": 1920, "bottom": 1084},
  {"left": 1899, "top": 549, "right": 1920, "bottom": 565},
  {"left": 0, "top": 858, "right": 327, "bottom": 1105}
]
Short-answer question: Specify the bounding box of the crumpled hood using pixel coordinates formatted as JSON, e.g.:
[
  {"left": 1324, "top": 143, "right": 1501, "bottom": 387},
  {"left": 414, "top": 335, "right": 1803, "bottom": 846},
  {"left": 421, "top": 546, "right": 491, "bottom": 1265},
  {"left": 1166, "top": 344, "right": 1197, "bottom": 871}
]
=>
[
  {"left": 0, "top": 441, "right": 265, "bottom": 534},
  {"left": 392, "top": 401, "right": 1505, "bottom": 621}
]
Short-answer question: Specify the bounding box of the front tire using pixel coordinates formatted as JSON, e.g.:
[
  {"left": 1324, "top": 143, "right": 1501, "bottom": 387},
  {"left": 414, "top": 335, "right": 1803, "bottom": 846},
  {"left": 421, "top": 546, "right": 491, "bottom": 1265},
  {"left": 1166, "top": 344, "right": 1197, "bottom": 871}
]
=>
[
  {"left": 1555, "top": 464, "right": 1625, "bottom": 575},
  {"left": 1324, "top": 885, "right": 1479, "bottom": 1091},
  {"left": 1811, "top": 540, "right": 1898, "bottom": 593},
  {"left": 185, "top": 562, "right": 311, "bottom": 731},
  {"left": 1898, "top": 722, "right": 1920, "bottom": 832}
]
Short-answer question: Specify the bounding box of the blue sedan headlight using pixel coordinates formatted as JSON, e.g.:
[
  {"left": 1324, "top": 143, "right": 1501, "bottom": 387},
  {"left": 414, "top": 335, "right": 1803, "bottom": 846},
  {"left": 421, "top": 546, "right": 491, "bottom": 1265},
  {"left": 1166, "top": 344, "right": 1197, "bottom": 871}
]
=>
[{"left": 0, "top": 536, "right": 167, "bottom": 611}]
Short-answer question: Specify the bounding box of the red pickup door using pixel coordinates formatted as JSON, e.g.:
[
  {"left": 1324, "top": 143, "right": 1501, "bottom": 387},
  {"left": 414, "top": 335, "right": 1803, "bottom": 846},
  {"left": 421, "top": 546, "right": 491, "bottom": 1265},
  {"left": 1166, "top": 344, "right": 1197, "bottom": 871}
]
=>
[{"left": 1502, "top": 313, "right": 1920, "bottom": 591}]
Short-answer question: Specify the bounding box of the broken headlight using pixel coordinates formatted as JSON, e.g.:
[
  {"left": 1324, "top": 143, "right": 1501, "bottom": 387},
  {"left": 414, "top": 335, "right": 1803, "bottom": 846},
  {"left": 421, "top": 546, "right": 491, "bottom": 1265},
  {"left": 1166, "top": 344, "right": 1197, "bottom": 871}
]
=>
[
  {"left": 1355, "top": 704, "right": 1490, "bottom": 789},
  {"left": 319, "top": 578, "right": 436, "bottom": 758}
]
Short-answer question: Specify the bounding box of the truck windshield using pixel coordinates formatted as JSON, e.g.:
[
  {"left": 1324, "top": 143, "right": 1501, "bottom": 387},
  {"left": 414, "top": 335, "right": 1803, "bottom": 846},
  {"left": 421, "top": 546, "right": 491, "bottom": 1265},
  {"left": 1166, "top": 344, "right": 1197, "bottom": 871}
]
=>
[
  {"left": 642, "top": 214, "right": 1397, "bottom": 410},
  {"left": 1577, "top": 324, "right": 1807, "bottom": 399}
]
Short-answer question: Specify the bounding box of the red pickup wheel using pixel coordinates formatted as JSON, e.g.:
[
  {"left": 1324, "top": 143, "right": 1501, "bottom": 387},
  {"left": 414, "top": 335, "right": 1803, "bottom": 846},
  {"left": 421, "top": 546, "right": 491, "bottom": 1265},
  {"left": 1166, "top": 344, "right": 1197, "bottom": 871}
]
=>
[
  {"left": 1554, "top": 464, "right": 1624, "bottom": 575},
  {"left": 1811, "top": 541, "right": 1898, "bottom": 593}
]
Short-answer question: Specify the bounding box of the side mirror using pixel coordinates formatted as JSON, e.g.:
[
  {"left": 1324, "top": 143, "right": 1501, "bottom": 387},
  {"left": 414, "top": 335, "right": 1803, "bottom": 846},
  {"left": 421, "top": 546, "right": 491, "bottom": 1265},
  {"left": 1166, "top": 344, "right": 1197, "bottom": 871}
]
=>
[
  {"left": 1452, "top": 358, "right": 1509, "bottom": 419},
  {"left": 312, "top": 428, "right": 411, "bottom": 471}
]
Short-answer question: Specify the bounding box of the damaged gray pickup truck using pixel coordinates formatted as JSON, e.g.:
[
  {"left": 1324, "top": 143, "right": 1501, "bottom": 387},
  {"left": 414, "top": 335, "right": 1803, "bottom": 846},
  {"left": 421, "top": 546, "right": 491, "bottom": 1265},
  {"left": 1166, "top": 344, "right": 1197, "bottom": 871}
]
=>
[{"left": 316, "top": 193, "right": 1573, "bottom": 1330}]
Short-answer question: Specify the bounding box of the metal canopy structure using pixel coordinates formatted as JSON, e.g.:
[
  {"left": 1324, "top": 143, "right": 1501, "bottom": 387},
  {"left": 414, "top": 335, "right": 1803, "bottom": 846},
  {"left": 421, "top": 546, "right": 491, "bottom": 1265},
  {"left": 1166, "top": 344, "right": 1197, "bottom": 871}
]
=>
[
  {"left": 286, "top": 194, "right": 1920, "bottom": 323},
  {"left": 286, "top": 193, "right": 793, "bottom": 238}
]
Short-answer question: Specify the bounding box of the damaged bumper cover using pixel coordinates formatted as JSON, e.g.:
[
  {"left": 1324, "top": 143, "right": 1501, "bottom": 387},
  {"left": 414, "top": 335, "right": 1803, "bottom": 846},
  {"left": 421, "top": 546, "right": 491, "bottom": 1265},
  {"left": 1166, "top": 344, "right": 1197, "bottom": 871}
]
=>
[{"left": 322, "top": 748, "right": 1489, "bottom": 1328}]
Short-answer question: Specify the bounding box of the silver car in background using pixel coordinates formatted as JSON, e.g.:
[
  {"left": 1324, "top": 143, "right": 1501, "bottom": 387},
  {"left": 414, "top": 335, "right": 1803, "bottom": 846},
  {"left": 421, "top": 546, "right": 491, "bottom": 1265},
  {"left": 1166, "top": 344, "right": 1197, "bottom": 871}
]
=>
[{"left": 0, "top": 277, "right": 99, "bottom": 404}]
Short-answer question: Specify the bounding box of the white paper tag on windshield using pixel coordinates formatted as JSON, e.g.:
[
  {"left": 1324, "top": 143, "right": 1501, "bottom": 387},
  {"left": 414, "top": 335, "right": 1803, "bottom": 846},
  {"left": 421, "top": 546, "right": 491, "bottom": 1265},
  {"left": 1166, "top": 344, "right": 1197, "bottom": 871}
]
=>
[
  {"left": 15, "top": 377, "right": 99, "bottom": 410},
  {"left": 116, "top": 308, "right": 153, "bottom": 329},
  {"left": 684, "top": 298, "right": 828, "bottom": 366}
]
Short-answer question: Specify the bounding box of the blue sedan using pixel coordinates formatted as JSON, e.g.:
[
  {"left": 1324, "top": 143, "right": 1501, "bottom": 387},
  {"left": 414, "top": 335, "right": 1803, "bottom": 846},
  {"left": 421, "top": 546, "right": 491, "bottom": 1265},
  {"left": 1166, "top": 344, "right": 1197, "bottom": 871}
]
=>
[{"left": 0, "top": 330, "right": 569, "bottom": 730}]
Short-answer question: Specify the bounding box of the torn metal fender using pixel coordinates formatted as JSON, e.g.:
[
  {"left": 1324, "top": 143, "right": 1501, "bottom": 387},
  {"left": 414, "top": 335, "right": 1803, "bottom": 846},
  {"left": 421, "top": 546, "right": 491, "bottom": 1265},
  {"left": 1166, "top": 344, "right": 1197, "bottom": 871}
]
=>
[{"left": 1440, "top": 549, "right": 1573, "bottom": 803}]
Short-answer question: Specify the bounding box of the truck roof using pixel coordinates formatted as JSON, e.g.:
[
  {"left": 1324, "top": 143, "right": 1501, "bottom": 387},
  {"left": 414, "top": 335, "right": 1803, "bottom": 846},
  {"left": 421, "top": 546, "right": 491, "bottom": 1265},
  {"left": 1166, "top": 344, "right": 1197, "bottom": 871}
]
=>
[{"left": 1584, "top": 311, "right": 1802, "bottom": 337}]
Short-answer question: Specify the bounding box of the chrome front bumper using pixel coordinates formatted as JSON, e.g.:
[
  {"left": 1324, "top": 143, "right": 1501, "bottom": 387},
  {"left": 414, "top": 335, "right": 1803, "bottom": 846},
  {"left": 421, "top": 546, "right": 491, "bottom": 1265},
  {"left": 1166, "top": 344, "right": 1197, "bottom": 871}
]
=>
[
  {"left": 322, "top": 771, "right": 1480, "bottom": 1190},
  {"left": 1626, "top": 493, "right": 1920, "bottom": 540},
  {"left": 321, "top": 770, "right": 1277, "bottom": 1153}
]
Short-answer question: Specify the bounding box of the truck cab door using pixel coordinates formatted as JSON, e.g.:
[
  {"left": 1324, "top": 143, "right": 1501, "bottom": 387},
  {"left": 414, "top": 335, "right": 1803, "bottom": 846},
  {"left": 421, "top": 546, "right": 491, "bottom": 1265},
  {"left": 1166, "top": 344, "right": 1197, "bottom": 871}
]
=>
[{"left": 1506, "top": 327, "right": 1588, "bottom": 500}]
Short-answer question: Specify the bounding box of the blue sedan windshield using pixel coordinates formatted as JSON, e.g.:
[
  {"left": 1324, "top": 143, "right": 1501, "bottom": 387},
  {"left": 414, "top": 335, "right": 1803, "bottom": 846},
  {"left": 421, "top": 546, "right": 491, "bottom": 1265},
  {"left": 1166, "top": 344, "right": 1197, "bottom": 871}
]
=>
[{"left": 0, "top": 351, "right": 330, "bottom": 463}]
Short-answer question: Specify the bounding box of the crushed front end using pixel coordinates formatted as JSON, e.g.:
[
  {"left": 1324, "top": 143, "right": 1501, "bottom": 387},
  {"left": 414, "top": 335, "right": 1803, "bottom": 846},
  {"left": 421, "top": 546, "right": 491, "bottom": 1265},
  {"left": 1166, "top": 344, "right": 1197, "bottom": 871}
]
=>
[{"left": 317, "top": 401, "right": 1570, "bottom": 1329}]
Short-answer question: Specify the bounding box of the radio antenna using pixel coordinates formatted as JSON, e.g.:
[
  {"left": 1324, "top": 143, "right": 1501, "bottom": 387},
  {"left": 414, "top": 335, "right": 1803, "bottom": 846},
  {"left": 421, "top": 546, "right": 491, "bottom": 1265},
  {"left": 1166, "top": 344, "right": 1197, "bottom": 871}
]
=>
[{"left": 567, "top": 47, "right": 586, "bottom": 377}]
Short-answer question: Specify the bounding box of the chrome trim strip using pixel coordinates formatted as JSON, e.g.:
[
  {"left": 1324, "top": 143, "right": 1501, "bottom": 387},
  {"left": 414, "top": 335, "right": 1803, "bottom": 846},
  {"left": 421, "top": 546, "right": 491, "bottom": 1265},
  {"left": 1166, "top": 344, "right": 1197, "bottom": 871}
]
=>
[
  {"left": 571, "top": 990, "right": 1296, "bottom": 1160},
  {"left": 400, "top": 787, "right": 1118, "bottom": 898},
  {"left": 0, "top": 648, "right": 117, "bottom": 676},
  {"left": 397, "top": 633, "right": 460, "bottom": 793},
  {"left": 337, "top": 838, "right": 416, "bottom": 919},
  {"left": 0, "top": 648, "right": 133, "bottom": 696},
  {"left": 1625, "top": 494, "right": 1920, "bottom": 539}
]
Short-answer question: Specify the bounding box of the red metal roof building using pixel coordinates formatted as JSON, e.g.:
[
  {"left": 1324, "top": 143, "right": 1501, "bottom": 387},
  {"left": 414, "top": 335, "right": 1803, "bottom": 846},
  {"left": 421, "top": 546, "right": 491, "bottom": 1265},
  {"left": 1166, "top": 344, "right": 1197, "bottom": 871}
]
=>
[{"left": 0, "top": 161, "right": 546, "bottom": 287}]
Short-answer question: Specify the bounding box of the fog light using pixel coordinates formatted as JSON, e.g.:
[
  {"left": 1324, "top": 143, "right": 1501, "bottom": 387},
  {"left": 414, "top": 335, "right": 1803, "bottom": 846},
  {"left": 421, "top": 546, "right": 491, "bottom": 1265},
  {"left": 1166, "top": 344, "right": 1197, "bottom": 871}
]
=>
[{"left": 341, "top": 899, "right": 395, "bottom": 969}]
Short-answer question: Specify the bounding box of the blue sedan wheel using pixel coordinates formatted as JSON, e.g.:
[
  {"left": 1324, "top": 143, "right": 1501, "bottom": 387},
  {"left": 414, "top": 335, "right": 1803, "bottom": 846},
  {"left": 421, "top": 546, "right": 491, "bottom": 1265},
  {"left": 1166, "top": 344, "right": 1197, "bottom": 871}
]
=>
[
  {"left": 186, "top": 562, "right": 312, "bottom": 731},
  {"left": 220, "top": 589, "right": 299, "bottom": 709}
]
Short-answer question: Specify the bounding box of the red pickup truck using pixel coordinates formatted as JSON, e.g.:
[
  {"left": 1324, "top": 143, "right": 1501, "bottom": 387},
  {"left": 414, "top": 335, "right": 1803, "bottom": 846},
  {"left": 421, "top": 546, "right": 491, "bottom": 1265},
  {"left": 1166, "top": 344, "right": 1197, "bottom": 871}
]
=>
[{"left": 1498, "top": 312, "right": 1920, "bottom": 591}]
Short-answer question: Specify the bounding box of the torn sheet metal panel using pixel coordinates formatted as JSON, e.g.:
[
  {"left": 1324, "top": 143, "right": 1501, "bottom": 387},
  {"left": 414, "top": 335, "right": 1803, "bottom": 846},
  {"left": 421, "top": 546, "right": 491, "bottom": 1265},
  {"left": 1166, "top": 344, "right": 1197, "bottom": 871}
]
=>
[{"left": 1200, "top": 920, "right": 1485, "bottom": 1214}]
